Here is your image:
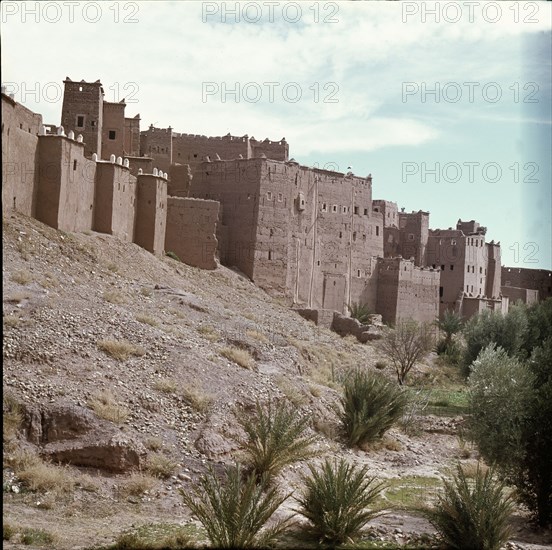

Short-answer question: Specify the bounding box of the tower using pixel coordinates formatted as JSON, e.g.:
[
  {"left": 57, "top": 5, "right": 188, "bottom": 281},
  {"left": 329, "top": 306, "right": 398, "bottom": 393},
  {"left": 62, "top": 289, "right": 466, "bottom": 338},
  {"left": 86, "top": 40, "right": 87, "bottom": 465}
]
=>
[{"left": 61, "top": 78, "right": 104, "bottom": 158}]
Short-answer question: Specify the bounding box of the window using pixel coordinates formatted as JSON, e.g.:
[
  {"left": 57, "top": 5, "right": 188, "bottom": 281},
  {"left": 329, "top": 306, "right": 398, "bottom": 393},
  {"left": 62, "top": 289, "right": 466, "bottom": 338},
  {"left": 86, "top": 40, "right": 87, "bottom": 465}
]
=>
[
  {"left": 471, "top": 285, "right": 474, "bottom": 292},
  {"left": 364, "top": 208, "right": 368, "bottom": 215},
  {"left": 73, "top": 160, "right": 77, "bottom": 171},
  {"left": 466, "top": 285, "right": 469, "bottom": 292},
  {"left": 451, "top": 239, "right": 456, "bottom": 245},
  {"left": 353, "top": 232, "right": 357, "bottom": 241},
  {"left": 267, "top": 191, "right": 272, "bottom": 200},
  {"left": 439, "top": 286, "right": 444, "bottom": 298},
  {"left": 322, "top": 203, "right": 327, "bottom": 212},
  {"left": 441, "top": 265, "right": 445, "bottom": 271},
  {"left": 408, "top": 233, "right": 414, "bottom": 241},
  {"left": 479, "top": 267, "right": 483, "bottom": 273},
  {"left": 450, "top": 265, "right": 454, "bottom": 270},
  {"left": 375, "top": 226, "right": 380, "bottom": 236},
  {"left": 79, "top": 86, "right": 83, "bottom": 92},
  {"left": 354, "top": 206, "right": 359, "bottom": 215},
  {"left": 108, "top": 130, "right": 116, "bottom": 140},
  {"left": 467, "top": 265, "right": 470, "bottom": 272},
  {"left": 339, "top": 231, "right": 342, "bottom": 238},
  {"left": 76, "top": 115, "right": 85, "bottom": 128},
  {"left": 342, "top": 206, "right": 347, "bottom": 213},
  {"left": 268, "top": 251, "right": 272, "bottom": 260},
  {"left": 332, "top": 205, "right": 337, "bottom": 213},
  {"left": 278, "top": 193, "right": 283, "bottom": 202},
  {"left": 357, "top": 270, "right": 361, "bottom": 277}
]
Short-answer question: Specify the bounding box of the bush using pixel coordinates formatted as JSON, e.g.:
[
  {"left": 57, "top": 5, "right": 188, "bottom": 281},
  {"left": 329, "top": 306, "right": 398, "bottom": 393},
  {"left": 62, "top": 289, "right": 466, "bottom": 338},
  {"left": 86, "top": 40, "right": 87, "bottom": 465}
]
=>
[
  {"left": 339, "top": 369, "right": 408, "bottom": 448},
  {"left": 378, "top": 320, "right": 433, "bottom": 384},
  {"left": 221, "top": 346, "right": 255, "bottom": 369},
  {"left": 181, "top": 464, "right": 293, "bottom": 548},
  {"left": 165, "top": 251, "right": 180, "bottom": 261},
  {"left": 21, "top": 527, "right": 56, "bottom": 545},
  {"left": 234, "top": 400, "right": 318, "bottom": 482},
  {"left": 88, "top": 390, "right": 129, "bottom": 424},
  {"left": 145, "top": 453, "right": 177, "bottom": 479},
  {"left": 295, "top": 458, "right": 385, "bottom": 545},
  {"left": 349, "top": 302, "right": 371, "bottom": 324},
  {"left": 97, "top": 338, "right": 145, "bottom": 361},
  {"left": 427, "top": 464, "right": 513, "bottom": 550},
  {"left": 462, "top": 304, "right": 529, "bottom": 374},
  {"left": 468, "top": 340, "right": 552, "bottom": 527}
]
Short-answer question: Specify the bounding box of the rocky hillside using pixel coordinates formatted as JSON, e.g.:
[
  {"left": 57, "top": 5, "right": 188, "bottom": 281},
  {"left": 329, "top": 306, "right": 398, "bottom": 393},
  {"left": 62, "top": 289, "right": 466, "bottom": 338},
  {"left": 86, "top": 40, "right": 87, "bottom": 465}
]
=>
[{"left": 3, "top": 212, "right": 550, "bottom": 549}]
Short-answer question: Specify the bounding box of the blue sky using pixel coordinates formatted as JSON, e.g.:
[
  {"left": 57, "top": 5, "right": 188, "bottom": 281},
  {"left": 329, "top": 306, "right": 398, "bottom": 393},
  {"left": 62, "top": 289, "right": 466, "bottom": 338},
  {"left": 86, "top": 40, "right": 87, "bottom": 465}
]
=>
[{"left": 2, "top": 1, "right": 551, "bottom": 268}]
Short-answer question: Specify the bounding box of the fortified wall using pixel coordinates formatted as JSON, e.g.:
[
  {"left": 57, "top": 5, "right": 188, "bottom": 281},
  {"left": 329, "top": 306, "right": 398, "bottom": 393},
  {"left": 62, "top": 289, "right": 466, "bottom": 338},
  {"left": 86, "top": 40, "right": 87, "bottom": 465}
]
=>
[{"left": 5, "top": 77, "right": 550, "bottom": 326}]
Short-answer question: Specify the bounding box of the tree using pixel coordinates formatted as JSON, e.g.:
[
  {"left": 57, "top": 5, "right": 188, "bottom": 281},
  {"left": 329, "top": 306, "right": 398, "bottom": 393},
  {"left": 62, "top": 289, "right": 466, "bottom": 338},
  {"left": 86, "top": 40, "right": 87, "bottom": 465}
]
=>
[
  {"left": 436, "top": 310, "right": 463, "bottom": 349},
  {"left": 468, "top": 340, "right": 552, "bottom": 527},
  {"left": 379, "top": 320, "right": 433, "bottom": 385}
]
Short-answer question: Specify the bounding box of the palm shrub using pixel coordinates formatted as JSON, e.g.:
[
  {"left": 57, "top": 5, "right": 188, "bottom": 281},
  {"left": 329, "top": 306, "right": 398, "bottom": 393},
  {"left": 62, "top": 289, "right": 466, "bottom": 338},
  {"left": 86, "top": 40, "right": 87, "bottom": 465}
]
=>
[
  {"left": 339, "top": 369, "right": 408, "bottom": 447},
  {"left": 427, "top": 464, "right": 513, "bottom": 550},
  {"left": 349, "top": 302, "right": 371, "bottom": 324},
  {"left": 234, "top": 400, "right": 318, "bottom": 482},
  {"left": 295, "top": 458, "right": 385, "bottom": 545},
  {"left": 180, "top": 464, "right": 294, "bottom": 549}
]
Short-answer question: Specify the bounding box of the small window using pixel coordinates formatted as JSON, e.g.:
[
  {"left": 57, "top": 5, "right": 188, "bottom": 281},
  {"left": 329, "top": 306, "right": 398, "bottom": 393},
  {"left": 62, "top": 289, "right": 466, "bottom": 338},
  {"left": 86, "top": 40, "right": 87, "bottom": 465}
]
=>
[
  {"left": 441, "top": 265, "right": 445, "bottom": 271},
  {"left": 267, "top": 192, "right": 272, "bottom": 200},
  {"left": 439, "top": 286, "right": 444, "bottom": 298},
  {"left": 354, "top": 206, "right": 359, "bottom": 215},
  {"left": 353, "top": 232, "right": 357, "bottom": 241},
  {"left": 364, "top": 208, "right": 368, "bottom": 215},
  {"left": 278, "top": 193, "right": 283, "bottom": 202},
  {"left": 466, "top": 285, "right": 469, "bottom": 292},
  {"left": 321, "top": 203, "right": 327, "bottom": 212},
  {"left": 268, "top": 251, "right": 272, "bottom": 260},
  {"left": 332, "top": 205, "right": 337, "bottom": 213},
  {"left": 357, "top": 270, "right": 361, "bottom": 277},
  {"left": 342, "top": 206, "right": 347, "bottom": 213},
  {"left": 339, "top": 231, "right": 342, "bottom": 238},
  {"left": 108, "top": 130, "right": 116, "bottom": 140},
  {"left": 451, "top": 239, "right": 456, "bottom": 245},
  {"left": 91, "top": 120, "right": 96, "bottom": 127},
  {"left": 408, "top": 233, "right": 414, "bottom": 241},
  {"left": 450, "top": 265, "right": 454, "bottom": 270},
  {"left": 73, "top": 160, "right": 77, "bottom": 171},
  {"left": 375, "top": 226, "right": 379, "bottom": 236},
  {"left": 479, "top": 267, "right": 482, "bottom": 273},
  {"left": 467, "top": 265, "right": 470, "bottom": 272},
  {"left": 79, "top": 86, "right": 83, "bottom": 92},
  {"left": 193, "top": 153, "right": 198, "bottom": 158},
  {"left": 76, "top": 115, "right": 84, "bottom": 128}
]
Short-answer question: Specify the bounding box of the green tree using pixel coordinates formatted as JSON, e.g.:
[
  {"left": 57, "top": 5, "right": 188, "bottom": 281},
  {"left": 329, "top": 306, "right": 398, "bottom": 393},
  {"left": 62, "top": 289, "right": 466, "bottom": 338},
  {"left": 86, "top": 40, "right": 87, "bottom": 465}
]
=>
[{"left": 436, "top": 309, "right": 463, "bottom": 349}]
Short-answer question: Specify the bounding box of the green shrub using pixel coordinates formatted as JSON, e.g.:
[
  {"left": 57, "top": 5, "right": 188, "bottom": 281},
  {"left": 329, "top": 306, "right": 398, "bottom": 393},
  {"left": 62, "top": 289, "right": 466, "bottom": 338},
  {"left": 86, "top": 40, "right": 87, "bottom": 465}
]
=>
[
  {"left": 295, "top": 458, "right": 385, "bottom": 545},
  {"left": 21, "top": 527, "right": 55, "bottom": 545},
  {"left": 234, "top": 400, "right": 318, "bottom": 482},
  {"left": 3, "top": 523, "right": 16, "bottom": 541},
  {"left": 165, "top": 251, "right": 180, "bottom": 261},
  {"left": 181, "top": 464, "right": 293, "bottom": 548},
  {"left": 113, "top": 523, "right": 194, "bottom": 549},
  {"left": 426, "top": 464, "right": 513, "bottom": 550},
  {"left": 339, "top": 369, "right": 408, "bottom": 448},
  {"left": 349, "top": 302, "right": 371, "bottom": 324}
]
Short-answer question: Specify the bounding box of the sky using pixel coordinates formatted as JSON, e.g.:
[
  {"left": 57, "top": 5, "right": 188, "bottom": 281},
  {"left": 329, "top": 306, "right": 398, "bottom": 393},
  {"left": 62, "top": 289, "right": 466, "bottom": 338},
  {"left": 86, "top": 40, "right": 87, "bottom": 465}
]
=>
[{"left": 2, "top": 0, "right": 551, "bottom": 269}]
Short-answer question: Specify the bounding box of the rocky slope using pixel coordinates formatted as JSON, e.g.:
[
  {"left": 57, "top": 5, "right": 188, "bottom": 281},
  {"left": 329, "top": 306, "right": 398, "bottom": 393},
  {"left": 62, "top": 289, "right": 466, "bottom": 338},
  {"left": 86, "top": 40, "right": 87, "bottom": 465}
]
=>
[{"left": 3, "top": 212, "right": 550, "bottom": 549}]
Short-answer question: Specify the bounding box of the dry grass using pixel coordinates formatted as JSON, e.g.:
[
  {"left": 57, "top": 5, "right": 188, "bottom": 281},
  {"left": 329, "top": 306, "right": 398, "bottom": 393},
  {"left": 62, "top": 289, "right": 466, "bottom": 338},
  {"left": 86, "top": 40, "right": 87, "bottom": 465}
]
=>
[
  {"left": 10, "top": 269, "right": 33, "bottom": 285},
  {"left": 309, "top": 384, "right": 322, "bottom": 397},
  {"left": 181, "top": 384, "right": 215, "bottom": 413},
  {"left": 97, "top": 338, "right": 145, "bottom": 361},
  {"left": 145, "top": 437, "right": 163, "bottom": 452},
  {"left": 106, "top": 262, "right": 119, "bottom": 273},
  {"left": 102, "top": 290, "right": 127, "bottom": 304},
  {"left": 145, "top": 453, "right": 177, "bottom": 479},
  {"left": 140, "top": 287, "right": 153, "bottom": 297},
  {"left": 197, "top": 324, "right": 220, "bottom": 342},
  {"left": 5, "top": 291, "right": 31, "bottom": 304},
  {"left": 136, "top": 313, "right": 159, "bottom": 327},
  {"left": 40, "top": 272, "right": 60, "bottom": 289},
  {"left": 120, "top": 472, "right": 158, "bottom": 497},
  {"left": 20, "top": 527, "right": 57, "bottom": 546},
  {"left": 275, "top": 375, "right": 308, "bottom": 406},
  {"left": 3, "top": 394, "right": 22, "bottom": 441},
  {"left": 246, "top": 329, "right": 269, "bottom": 344},
  {"left": 460, "top": 460, "right": 489, "bottom": 479},
  {"left": 3, "top": 315, "right": 22, "bottom": 328},
  {"left": 88, "top": 390, "right": 130, "bottom": 424},
  {"left": 220, "top": 346, "right": 255, "bottom": 369},
  {"left": 77, "top": 473, "right": 100, "bottom": 492},
  {"left": 168, "top": 307, "right": 186, "bottom": 319},
  {"left": 154, "top": 378, "right": 178, "bottom": 394},
  {"left": 17, "top": 459, "right": 77, "bottom": 493}
]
